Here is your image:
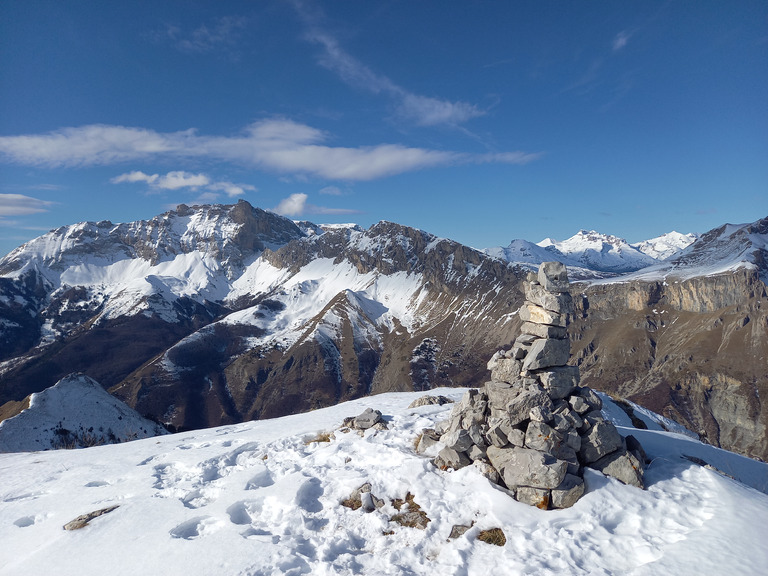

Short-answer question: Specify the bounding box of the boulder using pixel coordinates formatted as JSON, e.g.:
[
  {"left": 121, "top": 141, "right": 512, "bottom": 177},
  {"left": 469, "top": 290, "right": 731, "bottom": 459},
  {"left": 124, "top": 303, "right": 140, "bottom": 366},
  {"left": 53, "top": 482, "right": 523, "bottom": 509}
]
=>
[
  {"left": 487, "top": 446, "right": 568, "bottom": 490},
  {"left": 579, "top": 421, "right": 624, "bottom": 464},
  {"left": 538, "top": 261, "right": 570, "bottom": 292},
  {"left": 520, "top": 321, "right": 567, "bottom": 339},
  {"left": 516, "top": 486, "right": 551, "bottom": 510},
  {"left": 550, "top": 474, "right": 585, "bottom": 509},
  {"left": 537, "top": 366, "right": 580, "bottom": 399},
  {"left": 440, "top": 429, "right": 474, "bottom": 452},
  {"left": 354, "top": 408, "right": 383, "bottom": 430},
  {"left": 436, "top": 446, "right": 471, "bottom": 470},
  {"left": 524, "top": 282, "right": 574, "bottom": 314},
  {"left": 590, "top": 449, "right": 644, "bottom": 489},
  {"left": 519, "top": 303, "right": 567, "bottom": 327},
  {"left": 522, "top": 338, "right": 570, "bottom": 371},
  {"left": 490, "top": 357, "right": 522, "bottom": 384}
]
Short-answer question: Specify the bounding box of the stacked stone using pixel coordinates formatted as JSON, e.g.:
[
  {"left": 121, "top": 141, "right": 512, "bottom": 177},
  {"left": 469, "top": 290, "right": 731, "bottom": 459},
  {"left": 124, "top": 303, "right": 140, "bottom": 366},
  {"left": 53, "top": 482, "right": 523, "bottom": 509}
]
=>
[{"left": 418, "top": 262, "right": 646, "bottom": 510}]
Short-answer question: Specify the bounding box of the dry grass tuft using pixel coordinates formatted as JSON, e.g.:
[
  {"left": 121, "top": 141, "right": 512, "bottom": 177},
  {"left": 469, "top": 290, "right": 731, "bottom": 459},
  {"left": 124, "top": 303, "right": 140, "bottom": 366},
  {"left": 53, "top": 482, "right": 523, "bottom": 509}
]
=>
[{"left": 477, "top": 527, "right": 507, "bottom": 546}]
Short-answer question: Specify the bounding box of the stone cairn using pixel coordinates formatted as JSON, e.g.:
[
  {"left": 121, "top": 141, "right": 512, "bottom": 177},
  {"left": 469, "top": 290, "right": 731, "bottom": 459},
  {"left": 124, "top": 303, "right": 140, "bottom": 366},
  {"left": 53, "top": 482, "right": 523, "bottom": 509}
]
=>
[{"left": 416, "top": 262, "right": 646, "bottom": 509}]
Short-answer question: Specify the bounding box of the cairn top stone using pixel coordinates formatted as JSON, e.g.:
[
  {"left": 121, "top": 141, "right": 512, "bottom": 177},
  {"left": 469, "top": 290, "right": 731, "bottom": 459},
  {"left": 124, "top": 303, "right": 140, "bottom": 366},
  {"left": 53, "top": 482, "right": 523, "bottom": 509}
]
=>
[{"left": 538, "top": 261, "right": 569, "bottom": 292}]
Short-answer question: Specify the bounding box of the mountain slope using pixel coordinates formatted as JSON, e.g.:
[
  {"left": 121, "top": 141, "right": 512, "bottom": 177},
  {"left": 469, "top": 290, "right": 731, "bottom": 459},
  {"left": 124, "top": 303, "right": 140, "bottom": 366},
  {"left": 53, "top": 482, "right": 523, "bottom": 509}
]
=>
[
  {"left": 0, "top": 389, "right": 766, "bottom": 575},
  {"left": 571, "top": 216, "right": 768, "bottom": 461},
  {"left": 631, "top": 231, "right": 698, "bottom": 260},
  {"left": 0, "top": 373, "right": 167, "bottom": 452}
]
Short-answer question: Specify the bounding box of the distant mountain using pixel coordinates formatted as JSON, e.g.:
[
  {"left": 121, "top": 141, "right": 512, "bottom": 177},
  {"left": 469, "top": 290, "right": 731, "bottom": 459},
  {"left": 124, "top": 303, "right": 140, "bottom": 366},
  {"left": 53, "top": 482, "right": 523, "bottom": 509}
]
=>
[
  {"left": 485, "top": 229, "right": 686, "bottom": 276},
  {"left": 631, "top": 231, "right": 698, "bottom": 260},
  {"left": 1, "top": 202, "right": 766, "bottom": 460},
  {"left": 0, "top": 373, "right": 167, "bottom": 452}
]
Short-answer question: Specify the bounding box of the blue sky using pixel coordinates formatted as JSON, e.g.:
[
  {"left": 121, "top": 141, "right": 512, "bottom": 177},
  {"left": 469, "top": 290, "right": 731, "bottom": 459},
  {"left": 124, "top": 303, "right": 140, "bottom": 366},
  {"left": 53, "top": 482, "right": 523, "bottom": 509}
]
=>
[{"left": 1, "top": 1, "right": 766, "bottom": 257}]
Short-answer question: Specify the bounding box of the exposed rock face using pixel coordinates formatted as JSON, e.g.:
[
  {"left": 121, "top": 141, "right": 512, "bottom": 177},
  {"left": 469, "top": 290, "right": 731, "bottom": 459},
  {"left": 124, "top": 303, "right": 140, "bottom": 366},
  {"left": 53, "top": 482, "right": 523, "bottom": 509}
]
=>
[
  {"left": 423, "top": 263, "right": 646, "bottom": 509},
  {"left": 571, "top": 266, "right": 768, "bottom": 461}
]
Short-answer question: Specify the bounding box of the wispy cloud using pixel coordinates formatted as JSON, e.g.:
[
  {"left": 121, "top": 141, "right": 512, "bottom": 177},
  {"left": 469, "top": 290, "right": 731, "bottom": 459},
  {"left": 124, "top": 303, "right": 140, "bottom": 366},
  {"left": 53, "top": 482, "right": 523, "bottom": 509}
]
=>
[
  {"left": 0, "top": 119, "right": 540, "bottom": 181},
  {"left": 0, "top": 193, "right": 55, "bottom": 216},
  {"left": 274, "top": 192, "right": 361, "bottom": 217},
  {"left": 111, "top": 170, "right": 255, "bottom": 199},
  {"left": 163, "top": 16, "right": 248, "bottom": 54},
  {"left": 293, "top": 3, "right": 484, "bottom": 127},
  {"left": 319, "top": 186, "right": 343, "bottom": 196},
  {"left": 612, "top": 30, "right": 632, "bottom": 52}
]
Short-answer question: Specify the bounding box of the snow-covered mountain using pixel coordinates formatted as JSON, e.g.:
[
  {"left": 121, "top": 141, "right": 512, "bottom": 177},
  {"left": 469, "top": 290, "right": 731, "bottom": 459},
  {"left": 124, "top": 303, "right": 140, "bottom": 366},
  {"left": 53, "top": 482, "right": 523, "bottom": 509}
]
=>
[
  {"left": 631, "top": 231, "right": 699, "bottom": 261},
  {"left": 0, "top": 389, "right": 766, "bottom": 575},
  {"left": 485, "top": 229, "right": 692, "bottom": 275},
  {"left": 0, "top": 373, "right": 167, "bottom": 452},
  {"left": 1, "top": 203, "right": 767, "bottom": 460}
]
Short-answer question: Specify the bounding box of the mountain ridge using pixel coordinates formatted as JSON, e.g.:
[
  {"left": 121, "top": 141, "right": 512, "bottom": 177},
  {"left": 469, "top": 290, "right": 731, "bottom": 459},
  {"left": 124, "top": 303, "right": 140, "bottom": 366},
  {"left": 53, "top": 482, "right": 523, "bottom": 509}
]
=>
[{"left": 1, "top": 202, "right": 766, "bottom": 459}]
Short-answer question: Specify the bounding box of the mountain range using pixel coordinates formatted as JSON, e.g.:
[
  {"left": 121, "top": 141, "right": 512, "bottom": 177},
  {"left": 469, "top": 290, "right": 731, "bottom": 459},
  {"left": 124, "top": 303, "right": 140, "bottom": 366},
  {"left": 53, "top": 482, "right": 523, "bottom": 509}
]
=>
[{"left": 1, "top": 200, "right": 766, "bottom": 461}]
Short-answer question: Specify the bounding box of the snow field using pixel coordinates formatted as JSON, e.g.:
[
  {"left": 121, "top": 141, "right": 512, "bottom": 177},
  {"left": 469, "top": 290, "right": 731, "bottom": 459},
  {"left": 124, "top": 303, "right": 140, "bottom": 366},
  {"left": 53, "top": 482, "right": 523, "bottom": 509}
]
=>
[{"left": 1, "top": 389, "right": 767, "bottom": 575}]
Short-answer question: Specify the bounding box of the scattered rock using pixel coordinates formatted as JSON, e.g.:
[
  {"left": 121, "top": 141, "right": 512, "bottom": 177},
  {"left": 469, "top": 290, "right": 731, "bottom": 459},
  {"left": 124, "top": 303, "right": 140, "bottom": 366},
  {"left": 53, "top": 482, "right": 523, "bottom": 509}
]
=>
[
  {"left": 353, "top": 408, "right": 383, "bottom": 430},
  {"left": 408, "top": 395, "right": 453, "bottom": 409},
  {"left": 63, "top": 505, "right": 119, "bottom": 531}
]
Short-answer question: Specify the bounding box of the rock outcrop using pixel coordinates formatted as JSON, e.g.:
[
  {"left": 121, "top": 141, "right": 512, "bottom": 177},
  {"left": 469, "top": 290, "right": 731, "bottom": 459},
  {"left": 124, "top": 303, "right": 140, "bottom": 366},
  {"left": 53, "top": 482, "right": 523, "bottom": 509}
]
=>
[{"left": 420, "top": 262, "right": 646, "bottom": 509}]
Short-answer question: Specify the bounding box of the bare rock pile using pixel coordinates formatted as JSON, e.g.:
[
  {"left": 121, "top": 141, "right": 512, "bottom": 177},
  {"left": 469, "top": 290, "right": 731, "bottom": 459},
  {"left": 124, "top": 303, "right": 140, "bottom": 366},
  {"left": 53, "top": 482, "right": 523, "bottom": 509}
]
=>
[{"left": 418, "top": 262, "right": 646, "bottom": 509}]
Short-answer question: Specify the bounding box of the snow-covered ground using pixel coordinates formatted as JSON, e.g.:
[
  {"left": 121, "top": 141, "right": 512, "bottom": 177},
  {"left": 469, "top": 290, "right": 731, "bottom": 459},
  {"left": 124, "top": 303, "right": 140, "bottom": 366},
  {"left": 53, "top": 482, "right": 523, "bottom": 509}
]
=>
[{"left": 1, "top": 389, "right": 767, "bottom": 576}]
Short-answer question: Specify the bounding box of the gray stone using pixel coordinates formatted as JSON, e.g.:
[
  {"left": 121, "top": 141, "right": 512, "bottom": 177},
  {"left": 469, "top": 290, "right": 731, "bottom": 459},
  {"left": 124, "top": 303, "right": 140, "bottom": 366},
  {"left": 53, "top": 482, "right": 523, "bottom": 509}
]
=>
[
  {"left": 436, "top": 446, "right": 471, "bottom": 470},
  {"left": 486, "top": 422, "right": 509, "bottom": 447},
  {"left": 529, "top": 404, "right": 553, "bottom": 423},
  {"left": 538, "top": 261, "right": 570, "bottom": 293},
  {"left": 473, "top": 460, "right": 500, "bottom": 484},
  {"left": 440, "top": 429, "right": 474, "bottom": 452},
  {"left": 575, "top": 387, "right": 603, "bottom": 411},
  {"left": 564, "top": 429, "right": 582, "bottom": 452},
  {"left": 514, "top": 333, "right": 539, "bottom": 346},
  {"left": 485, "top": 381, "right": 519, "bottom": 412},
  {"left": 487, "top": 446, "right": 568, "bottom": 490},
  {"left": 506, "top": 383, "right": 552, "bottom": 427},
  {"left": 354, "top": 408, "right": 382, "bottom": 430},
  {"left": 467, "top": 423, "right": 487, "bottom": 448},
  {"left": 415, "top": 429, "right": 441, "bottom": 454},
  {"left": 568, "top": 395, "right": 590, "bottom": 414},
  {"left": 520, "top": 321, "right": 567, "bottom": 339},
  {"left": 525, "top": 282, "right": 574, "bottom": 314},
  {"left": 467, "top": 444, "right": 487, "bottom": 462},
  {"left": 519, "top": 303, "right": 567, "bottom": 327},
  {"left": 498, "top": 421, "right": 526, "bottom": 446},
  {"left": 516, "top": 486, "right": 551, "bottom": 509},
  {"left": 433, "top": 419, "right": 450, "bottom": 436},
  {"left": 579, "top": 421, "right": 624, "bottom": 464},
  {"left": 590, "top": 449, "right": 644, "bottom": 488},
  {"left": 522, "top": 338, "right": 570, "bottom": 372},
  {"left": 490, "top": 357, "right": 522, "bottom": 384},
  {"left": 525, "top": 421, "right": 564, "bottom": 454},
  {"left": 626, "top": 434, "right": 647, "bottom": 465},
  {"left": 408, "top": 395, "right": 453, "bottom": 409},
  {"left": 449, "top": 524, "right": 473, "bottom": 539},
  {"left": 537, "top": 366, "right": 580, "bottom": 399},
  {"left": 550, "top": 474, "right": 585, "bottom": 509}
]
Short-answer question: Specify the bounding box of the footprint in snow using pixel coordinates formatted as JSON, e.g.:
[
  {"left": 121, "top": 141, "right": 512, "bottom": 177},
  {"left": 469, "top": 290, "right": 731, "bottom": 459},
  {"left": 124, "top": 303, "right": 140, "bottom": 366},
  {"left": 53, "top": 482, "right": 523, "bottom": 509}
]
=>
[{"left": 169, "top": 516, "right": 222, "bottom": 540}]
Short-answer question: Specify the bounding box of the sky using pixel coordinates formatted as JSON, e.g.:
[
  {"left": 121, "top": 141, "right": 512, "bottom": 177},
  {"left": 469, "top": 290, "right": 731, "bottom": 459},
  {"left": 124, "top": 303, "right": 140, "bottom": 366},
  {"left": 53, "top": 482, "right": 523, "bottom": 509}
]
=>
[{"left": 0, "top": 0, "right": 766, "bottom": 257}]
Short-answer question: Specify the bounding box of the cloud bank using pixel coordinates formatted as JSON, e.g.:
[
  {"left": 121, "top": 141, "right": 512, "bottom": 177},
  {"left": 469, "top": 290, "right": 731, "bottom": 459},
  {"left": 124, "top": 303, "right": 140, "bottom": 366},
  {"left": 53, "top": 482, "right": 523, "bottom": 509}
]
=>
[
  {"left": 111, "top": 170, "right": 254, "bottom": 198},
  {"left": 0, "top": 119, "right": 540, "bottom": 181},
  {"left": 0, "top": 194, "right": 55, "bottom": 216}
]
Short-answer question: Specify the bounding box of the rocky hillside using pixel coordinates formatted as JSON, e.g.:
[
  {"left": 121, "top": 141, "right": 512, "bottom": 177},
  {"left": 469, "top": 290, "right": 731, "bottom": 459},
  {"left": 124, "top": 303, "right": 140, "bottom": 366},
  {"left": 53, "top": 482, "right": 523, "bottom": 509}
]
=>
[
  {"left": 571, "top": 217, "right": 768, "bottom": 461},
  {"left": 1, "top": 203, "right": 766, "bottom": 460}
]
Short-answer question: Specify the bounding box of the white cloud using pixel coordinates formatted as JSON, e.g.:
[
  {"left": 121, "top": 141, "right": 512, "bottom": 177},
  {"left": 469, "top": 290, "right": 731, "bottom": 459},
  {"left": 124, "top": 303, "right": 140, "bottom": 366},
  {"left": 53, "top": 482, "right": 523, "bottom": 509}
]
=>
[
  {"left": 319, "top": 186, "right": 342, "bottom": 196},
  {"left": 0, "top": 193, "right": 55, "bottom": 216},
  {"left": 613, "top": 31, "right": 632, "bottom": 51},
  {"left": 274, "top": 192, "right": 362, "bottom": 217},
  {"left": 112, "top": 170, "right": 255, "bottom": 199},
  {"left": 155, "top": 171, "right": 210, "bottom": 190},
  {"left": 0, "top": 119, "right": 539, "bottom": 180},
  {"left": 208, "top": 181, "right": 257, "bottom": 197},
  {"left": 164, "top": 16, "right": 248, "bottom": 54},
  {"left": 297, "top": 6, "right": 485, "bottom": 127},
  {"left": 274, "top": 193, "right": 308, "bottom": 216},
  {"left": 111, "top": 170, "right": 159, "bottom": 185}
]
